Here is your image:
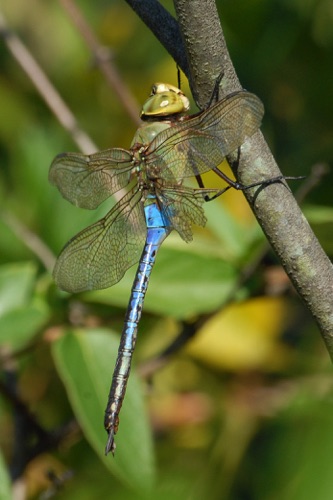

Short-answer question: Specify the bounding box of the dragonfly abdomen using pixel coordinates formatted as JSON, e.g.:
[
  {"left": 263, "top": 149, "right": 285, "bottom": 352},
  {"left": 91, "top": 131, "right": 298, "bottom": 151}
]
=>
[{"left": 104, "top": 202, "right": 172, "bottom": 455}]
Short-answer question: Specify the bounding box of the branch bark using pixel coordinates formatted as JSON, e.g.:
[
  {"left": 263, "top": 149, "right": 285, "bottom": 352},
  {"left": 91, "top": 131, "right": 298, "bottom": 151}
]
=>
[
  {"left": 124, "top": 0, "right": 188, "bottom": 75},
  {"left": 127, "top": 0, "right": 333, "bottom": 358}
]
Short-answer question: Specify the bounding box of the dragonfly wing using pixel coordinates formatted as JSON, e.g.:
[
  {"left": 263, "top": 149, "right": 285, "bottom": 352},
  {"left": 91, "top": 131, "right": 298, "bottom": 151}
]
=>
[
  {"left": 49, "top": 148, "right": 134, "bottom": 209},
  {"left": 158, "top": 186, "right": 211, "bottom": 242},
  {"left": 53, "top": 189, "right": 146, "bottom": 292},
  {"left": 146, "top": 91, "right": 264, "bottom": 180}
]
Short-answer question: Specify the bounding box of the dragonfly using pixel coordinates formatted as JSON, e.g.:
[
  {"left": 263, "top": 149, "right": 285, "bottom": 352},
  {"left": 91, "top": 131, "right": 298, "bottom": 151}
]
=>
[{"left": 49, "top": 81, "right": 264, "bottom": 455}]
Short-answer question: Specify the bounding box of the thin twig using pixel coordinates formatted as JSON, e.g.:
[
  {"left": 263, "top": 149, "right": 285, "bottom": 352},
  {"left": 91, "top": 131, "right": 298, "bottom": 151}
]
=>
[
  {"left": 59, "top": 0, "right": 141, "bottom": 126},
  {"left": 0, "top": 10, "right": 97, "bottom": 154},
  {"left": 1, "top": 211, "right": 56, "bottom": 271},
  {"left": 294, "top": 162, "right": 330, "bottom": 205}
]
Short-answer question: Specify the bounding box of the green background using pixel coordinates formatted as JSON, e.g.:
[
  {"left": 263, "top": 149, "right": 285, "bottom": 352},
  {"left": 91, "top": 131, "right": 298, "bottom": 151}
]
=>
[{"left": 0, "top": 1, "right": 333, "bottom": 498}]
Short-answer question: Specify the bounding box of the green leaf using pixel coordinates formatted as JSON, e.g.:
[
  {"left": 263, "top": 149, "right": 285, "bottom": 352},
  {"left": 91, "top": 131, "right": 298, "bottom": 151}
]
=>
[
  {"left": 0, "top": 450, "right": 11, "bottom": 500},
  {"left": 0, "top": 261, "right": 36, "bottom": 313},
  {"left": 52, "top": 328, "right": 155, "bottom": 492},
  {"left": 0, "top": 262, "right": 50, "bottom": 347},
  {"left": 303, "top": 204, "right": 333, "bottom": 224},
  {"left": 0, "top": 303, "right": 49, "bottom": 347},
  {"left": 82, "top": 246, "right": 238, "bottom": 317}
]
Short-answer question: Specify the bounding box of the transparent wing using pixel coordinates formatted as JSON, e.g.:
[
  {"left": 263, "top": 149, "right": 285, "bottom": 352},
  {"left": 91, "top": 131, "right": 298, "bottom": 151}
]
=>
[
  {"left": 157, "top": 186, "right": 220, "bottom": 242},
  {"left": 146, "top": 91, "right": 264, "bottom": 180},
  {"left": 49, "top": 148, "right": 134, "bottom": 209},
  {"left": 53, "top": 189, "right": 145, "bottom": 292}
]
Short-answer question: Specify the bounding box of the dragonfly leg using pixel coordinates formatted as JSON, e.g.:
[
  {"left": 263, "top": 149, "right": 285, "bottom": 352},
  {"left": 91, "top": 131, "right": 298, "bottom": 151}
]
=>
[
  {"left": 202, "top": 186, "right": 231, "bottom": 202},
  {"left": 194, "top": 70, "right": 224, "bottom": 111},
  {"left": 194, "top": 163, "right": 240, "bottom": 202},
  {"left": 203, "top": 166, "right": 305, "bottom": 203},
  {"left": 204, "top": 70, "right": 225, "bottom": 109},
  {"left": 195, "top": 173, "right": 205, "bottom": 189},
  {"left": 177, "top": 65, "right": 182, "bottom": 90}
]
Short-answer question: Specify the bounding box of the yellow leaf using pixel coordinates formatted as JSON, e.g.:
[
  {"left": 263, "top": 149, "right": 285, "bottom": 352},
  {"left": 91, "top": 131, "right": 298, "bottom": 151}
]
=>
[{"left": 186, "top": 296, "right": 292, "bottom": 372}]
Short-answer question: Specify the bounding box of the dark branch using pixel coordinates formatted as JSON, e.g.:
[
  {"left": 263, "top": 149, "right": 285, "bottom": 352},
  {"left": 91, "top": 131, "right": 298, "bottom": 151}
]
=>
[{"left": 124, "top": 0, "right": 189, "bottom": 75}]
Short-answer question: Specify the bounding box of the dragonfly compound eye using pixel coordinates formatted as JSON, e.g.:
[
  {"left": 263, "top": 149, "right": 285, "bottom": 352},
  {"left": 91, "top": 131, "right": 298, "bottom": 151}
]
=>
[{"left": 141, "top": 84, "right": 190, "bottom": 118}]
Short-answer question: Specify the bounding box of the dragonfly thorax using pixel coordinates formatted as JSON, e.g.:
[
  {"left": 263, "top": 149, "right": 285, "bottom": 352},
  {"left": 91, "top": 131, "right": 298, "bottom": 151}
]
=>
[
  {"left": 135, "top": 162, "right": 163, "bottom": 194},
  {"left": 131, "top": 120, "right": 171, "bottom": 146}
]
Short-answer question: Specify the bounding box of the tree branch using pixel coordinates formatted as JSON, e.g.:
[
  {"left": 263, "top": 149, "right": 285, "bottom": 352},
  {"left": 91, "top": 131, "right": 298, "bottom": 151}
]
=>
[
  {"left": 124, "top": 0, "right": 188, "bottom": 75},
  {"left": 128, "top": 0, "right": 333, "bottom": 358},
  {"left": 174, "top": 0, "right": 241, "bottom": 105},
  {"left": 176, "top": 0, "right": 333, "bottom": 358}
]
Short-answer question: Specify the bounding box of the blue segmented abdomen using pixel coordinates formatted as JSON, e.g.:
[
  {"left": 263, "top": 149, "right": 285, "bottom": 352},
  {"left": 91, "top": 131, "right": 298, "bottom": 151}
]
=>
[{"left": 104, "top": 202, "right": 171, "bottom": 455}]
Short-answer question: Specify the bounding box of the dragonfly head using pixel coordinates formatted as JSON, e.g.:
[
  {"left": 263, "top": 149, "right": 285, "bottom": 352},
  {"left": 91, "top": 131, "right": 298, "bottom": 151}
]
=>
[{"left": 141, "top": 83, "right": 190, "bottom": 120}]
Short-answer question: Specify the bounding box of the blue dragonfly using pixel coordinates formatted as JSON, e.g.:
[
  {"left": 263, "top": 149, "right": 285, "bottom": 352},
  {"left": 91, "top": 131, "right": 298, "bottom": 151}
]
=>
[{"left": 49, "top": 82, "right": 264, "bottom": 455}]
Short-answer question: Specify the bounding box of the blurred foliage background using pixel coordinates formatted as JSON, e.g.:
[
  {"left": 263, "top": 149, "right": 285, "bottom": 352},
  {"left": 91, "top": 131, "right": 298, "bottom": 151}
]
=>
[{"left": 0, "top": 0, "right": 333, "bottom": 499}]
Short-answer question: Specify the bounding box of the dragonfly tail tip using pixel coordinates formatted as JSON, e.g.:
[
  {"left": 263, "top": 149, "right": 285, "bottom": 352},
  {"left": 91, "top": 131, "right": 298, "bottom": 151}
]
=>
[{"left": 105, "top": 431, "right": 116, "bottom": 456}]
